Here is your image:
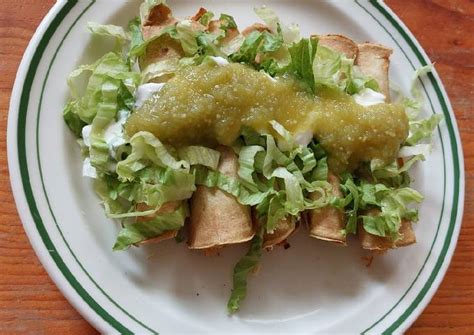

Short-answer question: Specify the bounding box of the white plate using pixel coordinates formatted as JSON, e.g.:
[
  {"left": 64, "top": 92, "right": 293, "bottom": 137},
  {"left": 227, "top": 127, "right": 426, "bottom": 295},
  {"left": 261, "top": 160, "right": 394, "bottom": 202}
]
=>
[{"left": 8, "top": 0, "right": 464, "bottom": 333}]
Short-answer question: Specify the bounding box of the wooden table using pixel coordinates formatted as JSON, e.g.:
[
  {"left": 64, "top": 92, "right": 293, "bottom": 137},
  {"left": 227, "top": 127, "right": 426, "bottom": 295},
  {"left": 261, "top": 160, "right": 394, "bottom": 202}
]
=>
[{"left": 1, "top": 1, "right": 472, "bottom": 333}]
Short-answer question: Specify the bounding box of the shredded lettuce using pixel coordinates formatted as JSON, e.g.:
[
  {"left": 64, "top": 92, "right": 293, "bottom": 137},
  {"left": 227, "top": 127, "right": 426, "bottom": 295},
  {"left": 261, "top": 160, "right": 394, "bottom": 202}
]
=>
[
  {"left": 63, "top": 101, "right": 86, "bottom": 137},
  {"left": 89, "top": 81, "right": 121, "bottom": 171},
  {"left": 238, "top": 146, "right": 265, "bottom": 192},
  {"left": 336, "top": 176, "right": 423, "bottom": 240},
  {"left": 63, "top": 52, "right": 139, "bottom": 173},
  {"left": 254, "top": 6, "right": 300, "bottom": 44},
  {"left": 177, "top": 146, "right": 220, "bottom": 170},
  {"left": 113, "top": 204, "right": 188, "bottom": 250},
  {"left": 116, "top": 131, "right": 189, "bottom": 181},
  {"left": 338, "top": 176, "right": 360, "bottom": 235},
  {"left": 128, "top": 17, "right": 144, "bottom": 62},
  {"left": 199, "top": 11, "right": 214, "bottom": 26},
  {"left": 359, "top": 184, "right": 423, "bottom": 240},
  {"left": 227, "top": 229, "right": 263, "bottom": 314},
  {"left": 288, "top": 38, "right": 318, "bottom": 91},
  {"left": 141, "top": 58, "right": 179, "bottom": 83},
  {"left": 175, "top": 20, "right": 200, "bottom": 56},
  {"left": 193, "top": 166, "right": 271, "bottom": 206},
  {"left": 406, "top": 114, "right": 443, "bottom": 146},
  {"left": 229, "top": 31, "right": 265, "bottom": 64},
  {"left": 410, "top": 64, "right": 434, "bottom": 99},
  {"left": 219, "top": 13, "right": 237, "bottom": 32},
  {"left": 65, "top": 52, "right": 139, "bottom": 125},
  {"left": 87, "top": 22, "right": 129, "bottom": 43}
]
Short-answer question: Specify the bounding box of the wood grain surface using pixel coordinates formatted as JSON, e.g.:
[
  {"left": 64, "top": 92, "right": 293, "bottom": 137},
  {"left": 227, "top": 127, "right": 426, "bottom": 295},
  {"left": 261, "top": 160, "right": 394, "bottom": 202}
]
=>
[{"left": 0, "top": 0, "right": 472, "bottom": 334}]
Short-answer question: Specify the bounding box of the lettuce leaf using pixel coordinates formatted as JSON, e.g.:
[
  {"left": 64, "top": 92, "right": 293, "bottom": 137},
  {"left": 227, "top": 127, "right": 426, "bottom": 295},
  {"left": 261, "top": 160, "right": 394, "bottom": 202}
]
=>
[
  {"left": 87, "top": 22, "right": 129, "bottom": 43},
  {"left": 219, "top": 13, "right": 237, "bottom": 31},
  {"left": 339, "top": 176, "right": 360, "bottom": 235},
  {"left": 238, "top": 146, "right": 265, "bottom": 192},
  {"left": 406, "top": 114, "right": 443, "bottom": 146},
  {"left": 63, "top": 101, "right": 86, "bottom": 137},
  {"left": 230, "top": 31, "right": 265, "bottom": 64},
  {"left": 227, "top": 229, "right": 263, "bottom": 314},
  {"left": 113, "top": 204, "right": 188, "bottom": 250},
  {"left": 337, "top": 176, "right": 423, "bottom": 240},
  {"left": 175, "top": 20, "right": 200, "bottom": 56},
  {"left": 177, "top": 146, "right": 221, "bottom": 170},
  {"left": 89, "top": 80, "right": 121, "bottom": 171},
  {"left": 254, "top": 6, "right": 300, "bottom": 44},
  {"left": 359, "top": 184, "right": 423, "bottom": 240},
  {"left": 410, "top": 64, "right": 434, "bottom": 100},
  {"left": 64, "top": 52, "right": 139, "bottom": 171},
  {"left": 229, "top": 26, "right": 283, "bottom": 66},
  {"left": 199, "top": 11, "right": 214, "bottom": 26},
  {"left": 128, "top": 17, "right": 144, "bottom": 62},
  {"left": 288, "top": 38, "right": 318, "bottom": 91},
  {"left": 117, "top": 131, "right": 189, "bottom": 181},
  {"left": 193, "top": 166, "right": 271, "bottom": 206},
  {"left": 66, "top": 52, "right": 139, "bottom": 124}
]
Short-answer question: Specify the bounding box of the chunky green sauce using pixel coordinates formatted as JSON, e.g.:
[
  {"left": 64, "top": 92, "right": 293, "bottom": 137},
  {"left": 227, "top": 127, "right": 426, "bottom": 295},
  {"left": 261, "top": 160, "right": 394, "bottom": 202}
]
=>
[{"left": 126, "top": 62, "right": 408, "bottom": 171}]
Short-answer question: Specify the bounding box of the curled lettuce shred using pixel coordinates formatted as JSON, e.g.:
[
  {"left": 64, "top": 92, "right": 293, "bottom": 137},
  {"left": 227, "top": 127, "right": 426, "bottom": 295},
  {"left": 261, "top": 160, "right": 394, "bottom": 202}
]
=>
[
  {"left": 113, "top": 204, "right": 188, "bottom": 250},
  {"left": 227, "top": 228, "right": 263, "bottom": 314},
  {"left": 87, "top": 22, "right": 130, "bottom": 42},
  {"left": 117, "top": 131, "right": 189, "bottom": 181}
]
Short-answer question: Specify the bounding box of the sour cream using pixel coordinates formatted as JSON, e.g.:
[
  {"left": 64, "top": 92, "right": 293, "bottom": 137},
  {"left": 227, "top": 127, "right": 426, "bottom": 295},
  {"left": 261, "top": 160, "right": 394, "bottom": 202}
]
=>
[
  {"left": 208, "top": 56, "right": 230, "bottom": 66},
  {"left": 134, "top": 83, "right": 165, "bottom": 109},
  {"left": 82, "top": 157, "right": 97, "bottom": 179},
  {"left": 353, "top": 88, "right": 386, "bottom": 107}
]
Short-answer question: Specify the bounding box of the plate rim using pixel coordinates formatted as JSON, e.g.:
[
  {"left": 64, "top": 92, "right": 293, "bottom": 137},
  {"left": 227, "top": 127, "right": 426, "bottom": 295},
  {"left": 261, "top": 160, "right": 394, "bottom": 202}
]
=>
[{"left": 7, "top": 0, "right": 465, "bottom": 333}]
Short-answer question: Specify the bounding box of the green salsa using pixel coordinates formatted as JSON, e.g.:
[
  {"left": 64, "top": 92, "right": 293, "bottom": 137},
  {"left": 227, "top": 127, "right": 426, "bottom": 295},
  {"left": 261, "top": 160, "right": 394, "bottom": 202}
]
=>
[{"left": 126, "top": 62, "right": 408, "bottom": 171}]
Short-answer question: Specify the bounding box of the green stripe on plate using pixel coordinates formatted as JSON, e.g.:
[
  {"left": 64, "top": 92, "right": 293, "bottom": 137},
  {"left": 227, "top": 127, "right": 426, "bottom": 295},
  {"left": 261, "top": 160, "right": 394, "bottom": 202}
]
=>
[
  {"left": 34, "top": 1, "right": 157, "bottom": 333},
  {"left": 16, "top": 1, "right": 133, "bottom": 333},
  {"left": 358, "top": 1, "right": 461, "bottom": 333}
]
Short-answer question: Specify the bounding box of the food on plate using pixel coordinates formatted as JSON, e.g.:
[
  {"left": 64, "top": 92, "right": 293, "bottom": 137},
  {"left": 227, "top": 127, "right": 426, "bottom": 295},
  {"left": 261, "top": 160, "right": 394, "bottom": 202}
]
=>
[
  {"left": 62, "top": 1, "right": 442, "bottom": 312},
  {"left": 188, "top": 146, "right": 255, "bottom": 250}
]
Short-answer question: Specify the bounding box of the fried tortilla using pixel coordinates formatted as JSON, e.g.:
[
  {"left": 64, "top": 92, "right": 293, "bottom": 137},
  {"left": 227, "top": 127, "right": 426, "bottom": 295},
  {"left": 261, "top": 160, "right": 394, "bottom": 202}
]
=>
[
  {"left": 135, "top": 201, "right": 181, "bottom": 245},
  {"left": 356, "top": 43, "right": 392, "bottom": 99},
  {"left": 308, "top": 172, "right": 346, "bottom": 245},
  {"left": 358, "top": 209, "right": 416, "bottom": 250},
  {"left": 141, "top": 3, "right": 177, "bottom": 39},
  {"left": 263, "top": 217, "right": 297, "bottom": 250},
  {"left": 139, "top": 4, "right": 183, "bottom": 82},
  {"left": 207, "top": 17, "right": 240, "bottom": 45},
  {"left": 188, "top": 146, "right": 255, "bottom": 250},
  {"left": 355, "top": 45, "right": 416, "bottom": 250},
  {"left": 315, "top": 34, "right": 359, "bottom": 59},
  {"left": 307, "top": 36, "right": 355, "bottom": 245},
  {"left": 252, "top": 210, "right": 297, "bottom": 250},
  {"left": 242, "top": 23, "right": 270, "bottom": 36}
]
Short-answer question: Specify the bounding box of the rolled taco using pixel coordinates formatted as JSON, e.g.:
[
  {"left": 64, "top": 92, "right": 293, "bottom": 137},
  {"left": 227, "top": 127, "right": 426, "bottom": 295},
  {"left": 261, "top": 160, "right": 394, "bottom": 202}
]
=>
[
  {"left": 315, "top": 34, "right": 359, "bottom": 59},
  {"left": 307, "top": 34, "right": 357, "bottom": 245},
  {"left": 253, "top": 211, "right": 297, "bottom": 250},
  {"left": 308, "top": 172, "right": 346, "bottom": 244},
  {"left": 264, "top": 217, "right": 297, "bottom": 250},
  {"left": 356, "top": 43, "right": 392, "bottom": 99},
  {"left": 356, "top": 44, "right": 416, "bottom": 250},
  {"left": 135, "top": 201, "right": 181, "bottom": 244},
  {"left": 139, "top": 3, "right": 183, "bottom": 83},
  {"left": 188, "top": 146, "right": 255, "bottom": 250},
  {"left": 358, "top": 209, "right": 416, "bottom": 250}
]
